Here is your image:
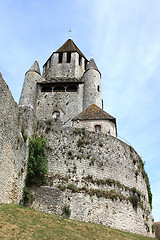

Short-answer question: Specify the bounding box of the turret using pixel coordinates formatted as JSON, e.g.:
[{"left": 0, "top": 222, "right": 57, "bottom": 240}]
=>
[
  {"left": 19, "top": 60, "right": 41, "bottom": 109},
  {"left": 83, "top": 57, "right": 102, "bottom": 110}
]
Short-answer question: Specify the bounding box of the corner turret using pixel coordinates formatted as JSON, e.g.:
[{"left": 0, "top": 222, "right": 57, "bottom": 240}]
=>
[
  {"left": 83, "top": 57, "right": 102, "bottom": 110},
  {"left": 19, "top": 60, "right": 42, "bottom": 109}
]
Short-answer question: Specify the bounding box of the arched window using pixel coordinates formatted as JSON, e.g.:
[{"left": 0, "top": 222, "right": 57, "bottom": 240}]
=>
[
  {"left": 53, "top": 111, "right": 60, "bottom": 119},
  {"left": 95, "top": 125, "right": 101, "bottom": 133}
]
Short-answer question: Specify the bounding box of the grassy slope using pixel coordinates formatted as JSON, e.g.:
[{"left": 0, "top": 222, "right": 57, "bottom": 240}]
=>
[{"left": 0, "top": 204, "right": 157, "bottom": 240}]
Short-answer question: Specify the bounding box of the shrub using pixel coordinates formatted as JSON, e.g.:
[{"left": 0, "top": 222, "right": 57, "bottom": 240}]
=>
[
  {"left": 62, "top": 204, "right": 71, "bottom": 217},
  {"left": 129, "top": 195, "right": 139, "bottom": 209},
  {"left": 20, "top": 186, "right": 34, "bottom": 205},
  {"left": 26, "top": 136, "right": 48, "bottom": 186},
  {"left": 99, "top": 142, "right": 103, "bottom": 147}
]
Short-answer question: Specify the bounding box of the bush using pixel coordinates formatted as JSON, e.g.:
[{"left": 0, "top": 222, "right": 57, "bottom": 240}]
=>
[
  {"left": 20, "top": 186, "right": 34, "bottom": 205},
  {"left": 62, "top": 205, "right": 71, "bottom": 217},
  {"left": 26, "top": 136, "right": 48, "bottom": 186}
]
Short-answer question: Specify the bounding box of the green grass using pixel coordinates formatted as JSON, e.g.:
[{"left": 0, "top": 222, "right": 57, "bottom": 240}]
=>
[{"left": 0, "top": 204, "right": 157, "bottom": 240}]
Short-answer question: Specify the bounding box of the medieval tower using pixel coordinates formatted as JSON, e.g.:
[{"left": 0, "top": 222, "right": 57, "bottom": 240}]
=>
[{"left": 0, "top": 38, "right": 154, "bottom": 237}]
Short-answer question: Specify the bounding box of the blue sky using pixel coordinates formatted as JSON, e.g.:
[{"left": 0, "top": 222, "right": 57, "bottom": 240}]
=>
[{"left": 0, "top": 0, "right": 160, "bottom": 222}]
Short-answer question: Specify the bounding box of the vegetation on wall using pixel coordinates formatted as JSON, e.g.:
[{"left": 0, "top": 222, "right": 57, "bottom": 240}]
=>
[{"left": 20, "top": 136, "right": 48, "bottom": 205}]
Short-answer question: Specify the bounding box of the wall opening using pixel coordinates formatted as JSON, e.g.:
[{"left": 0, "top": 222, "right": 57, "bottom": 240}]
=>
[
  {"left": 85, "top": 59, "right": 88, "bottom": 70},
  {"left": 95, "top": 125, "right": 101, "bottom": 133},
  {"left": 66, "top": 85, "right": 78, "bottom": 92},
  {"left": 97, "top": 85, "right": 100, "bottom": 92},
  {"left": 79, "top": 55, "right": 82, "bottom": 66},
  {"left": 41, "top": 86, "right": 52, "bottom": 92},
  {"left": 67, "top": 52, "right": 71, "bottom": 63},
  {"left": 58, "top": 52, "right": 63, "bottom": 63},
  {"left": 53, "top": 86, "right": 65, "bottom": 92},
  {"left": 53, "top": 111, "right": 60, "bottom": 119}
]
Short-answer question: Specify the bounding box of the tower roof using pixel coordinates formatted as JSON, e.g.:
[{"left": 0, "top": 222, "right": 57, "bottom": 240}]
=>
[
  {"left": 27, "top": 60, "right": 41, "bottom": 75},
  {"left": 72, "top": 104, "right": 116, "bottom": 123},
  {"left": 56, "top": 39, "right": 87, "bottom": 59},
  {"left": 86, "top": 58, "right": 101, "bottom": 75}
]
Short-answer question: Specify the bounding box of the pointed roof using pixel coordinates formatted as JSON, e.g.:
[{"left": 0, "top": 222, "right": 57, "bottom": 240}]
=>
[
  {"left": 27, "top": 60, "right": 41, "bottom": 75},
  {"left": 86, "top": 57, "right": 101, "bottom": 75},
  {"left": 56, "top": 39, "right": 87, "bottom": 59},
  {"left": 72, "top": 104, "right": 116, "bottom": 123}
]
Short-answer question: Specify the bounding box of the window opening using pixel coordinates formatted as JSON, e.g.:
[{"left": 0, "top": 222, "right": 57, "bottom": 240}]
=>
[
  {"left": 53, "top": 86, "right": 65, "bottom": 92},
  {"left": 41, "top": 86, "right": 52, "bottom": 92},
  {"left": 67, "top": 52, "right": 71, "bottom": 63},
  {"left": 97, "top": 85, "right": 100, "bottom": 92},
  {"left": 58, "top": 52, "right": 63, "bottom": 63},
  {"left": 66, "top": 85, "right": 78, "bottom": 92},
  {"left": 53, "top": 111, "right": 60, "bottom": 119},
  {"left": 79, "top": 55, "right": 82, "bottom": 65},
  {"left": 95, "top": 125, "right": 101, "bottom": 133},
  {"left": 85, "top": 59, "right": 88, "bottom": 70}
]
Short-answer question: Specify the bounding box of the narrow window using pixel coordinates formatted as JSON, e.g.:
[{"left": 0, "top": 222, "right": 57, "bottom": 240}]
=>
[
  {"left": 58, "top": 52, "right": 63, "bottom": 63},
  {"left": 97, "top": 85, "right": 100, "bottom": 92},
  {"left": 79, "top": 55, "right": 82, "bottom": 65},
  {"left": 95, "top": 125, "right": 101, "bottom": 133},
  {"left": 85, "top": 59, "right": 88, "bottom": 70},
  {"left": 67, "top": 52, "right": 71, "bottom": 63},
  {"left": 49, "top": 58, "right": 51, "bottom": 67}
]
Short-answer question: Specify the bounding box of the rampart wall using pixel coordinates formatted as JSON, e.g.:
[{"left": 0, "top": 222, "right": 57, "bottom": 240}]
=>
[
  {"left": 31, "top": 122, "right": 154, "bottom": 237},
  {"left": 0, "top": 74, "right": 33, "bottom": 204}
]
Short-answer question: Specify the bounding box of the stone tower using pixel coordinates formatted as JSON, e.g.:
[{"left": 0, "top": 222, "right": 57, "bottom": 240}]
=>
[
  {"left": 19, "top": 60, "right": 42, "bottom": 109},
  {"left": 83, "top": 57, "right": 102, "bottom": 110},
  {"left": 19, "top": 38, "right": 116, "bottom": 135}
]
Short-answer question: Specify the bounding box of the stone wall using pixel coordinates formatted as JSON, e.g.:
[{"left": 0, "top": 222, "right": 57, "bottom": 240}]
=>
[
  {"left": 0, "top": 74, "right": 33, "bottom": 204},
  {"left": 43, "top": 52, "right": 85, "bottom": 81},
  {"left": 36, "top": 84, "right": 84, "bottom": 123},
  {"left": 72, "top": 119, "right": 117, "bottom": 137},
  {"left": 31, "top": 122, "right": 154, "bottom": 237}
]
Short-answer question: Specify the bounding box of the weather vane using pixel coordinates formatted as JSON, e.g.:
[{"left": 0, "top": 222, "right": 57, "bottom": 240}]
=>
[{"left": 69, "top": 28, "right": 72, "bottom": 39}]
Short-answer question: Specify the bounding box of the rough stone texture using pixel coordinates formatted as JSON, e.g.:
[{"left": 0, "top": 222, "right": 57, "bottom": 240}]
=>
[
  {"left": 43, "top": 52, "right": 85, "bottom": 81},
  {"left": 154, "top": 222, "right": 160, "bottom": 239},
  {"left": 19, "top": 69, "right": 44, "bottom": 109},
  {"left": 30, "top": 123, "right": 154, "bottom": 237},
  {"left": 72, "top": 119, "right": 116, "bottom": 137},
  {"left": 36, "top": 84, "right": 84, "bottom": 123},
  {"left": 0, "top": 74, "right": 29, "bottom": 204},
  {"left": 83, "top": 69, "right": 102, "bottom": 110}
]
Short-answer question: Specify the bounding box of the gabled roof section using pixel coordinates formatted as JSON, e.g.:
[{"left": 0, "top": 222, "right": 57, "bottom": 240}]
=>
[
  {"left": 72, "top": 104, "right": 116, "bottom": 123},
  {"left": 56, "top": 39, "right": 87, "bottom": 59}
]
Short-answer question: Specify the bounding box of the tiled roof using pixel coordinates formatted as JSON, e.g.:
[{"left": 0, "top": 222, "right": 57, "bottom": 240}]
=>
[
  {"left": 72, "top": 104, "right": 116, "bottom": 123},
  {"left": 56, "top": 39, "right": 87, "bottom": 59}
]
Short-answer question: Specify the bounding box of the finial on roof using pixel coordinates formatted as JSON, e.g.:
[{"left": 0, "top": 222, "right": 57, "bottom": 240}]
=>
[{"left": 69, "top": 28, "right": 72, "bottom": 39}]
